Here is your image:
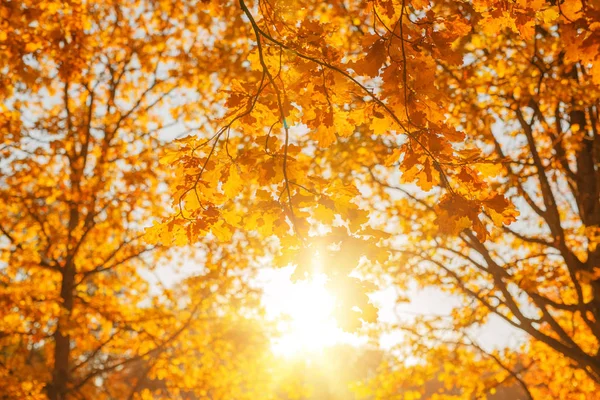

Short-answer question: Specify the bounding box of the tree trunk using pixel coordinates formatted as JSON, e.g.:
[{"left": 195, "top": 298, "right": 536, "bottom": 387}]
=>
[{"left": 48, "top": 262, "right": 75, "bottom": 400}]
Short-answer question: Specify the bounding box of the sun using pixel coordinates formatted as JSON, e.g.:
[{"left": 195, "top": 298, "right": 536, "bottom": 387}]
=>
[
  {"left": 272, "top": 275, "right": 339, "bottom": 356},
  {"left": 261, "top": 269, "right": 349, "bottom": 357}
]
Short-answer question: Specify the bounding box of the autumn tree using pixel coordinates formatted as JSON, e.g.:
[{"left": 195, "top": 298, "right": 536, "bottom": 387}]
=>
[
  {"left": 0, "top": 1, "right": 275, "bottom": 399},
  {"left": 157, "top": 0, "right": 600, "bottom": 398},
  {"left": 5, "top": 0, "right": 600, "bottom": 399},
  {"left": 352, "top": 1, "right": 600, "bottom": 398}
]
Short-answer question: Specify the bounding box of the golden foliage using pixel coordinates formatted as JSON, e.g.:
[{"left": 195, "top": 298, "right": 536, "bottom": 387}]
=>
[{"left": 2, "top": 0, "right": 600, "bottom": 399}]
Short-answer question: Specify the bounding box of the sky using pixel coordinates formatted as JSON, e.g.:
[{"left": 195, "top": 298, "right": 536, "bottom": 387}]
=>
[{"left": 148, "top": 248, "right": 524, "bottom": 360}]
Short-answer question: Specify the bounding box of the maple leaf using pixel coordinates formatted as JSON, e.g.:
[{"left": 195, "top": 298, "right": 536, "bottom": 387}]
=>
[
  {"left": 222, "top": 165, "right": 244, "bottom": 198},
  {"left": 348, "top": 35, "right": 387, "bottom": 77},
  {"left": 313, "top": 124, "right": 337, "bottom": 147}
]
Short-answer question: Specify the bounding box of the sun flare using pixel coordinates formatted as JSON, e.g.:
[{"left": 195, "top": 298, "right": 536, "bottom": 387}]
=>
[{"left": 264, "top": 271, "right": 346, "bottom": 357}]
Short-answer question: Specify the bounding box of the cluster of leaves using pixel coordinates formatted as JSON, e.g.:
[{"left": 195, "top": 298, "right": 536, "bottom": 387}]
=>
[{"left": 154, "top": 0, "right": 520, "bottom": 331}]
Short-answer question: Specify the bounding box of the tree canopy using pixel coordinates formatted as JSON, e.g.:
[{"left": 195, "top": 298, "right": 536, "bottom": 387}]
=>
[{"left": 1, "top": 0, "right": 600, "bottom": 399}]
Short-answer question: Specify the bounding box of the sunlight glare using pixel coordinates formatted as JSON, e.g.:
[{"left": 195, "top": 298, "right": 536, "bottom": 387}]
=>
[{"left": 268, "top": 273, "right": 342, "bottom": 357}]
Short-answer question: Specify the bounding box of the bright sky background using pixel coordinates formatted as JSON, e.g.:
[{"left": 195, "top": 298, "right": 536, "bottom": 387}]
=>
[
  {"left": 257, "top": 267, "right": 367, "bottom": 357},
  {"left": 260, "top": 264, "right": 524, "bottom": 357},
  {"left": 149, "top": 248, "right": 524, "bottom": 359}
]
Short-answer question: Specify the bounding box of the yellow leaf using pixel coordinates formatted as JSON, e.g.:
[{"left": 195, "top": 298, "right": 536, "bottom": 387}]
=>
[
  {"left": 538, "top": 8, "right": 559, "bottom": 24},
  {"left": 212, "top": 220, "right": 233, "bottom": 242},
  {"left": 313, "top": 125, "right": 336, "bottom": 147},
  {"left": 222, "top": 165, "right": 244, "bottom": 198}
]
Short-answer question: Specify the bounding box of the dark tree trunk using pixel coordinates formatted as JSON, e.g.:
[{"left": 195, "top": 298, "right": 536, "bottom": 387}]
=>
[{"left": 48, "top": 262, "right": 75, "bottom": 400}]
